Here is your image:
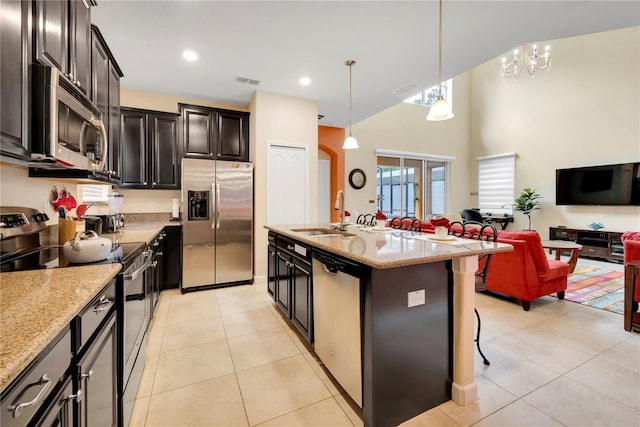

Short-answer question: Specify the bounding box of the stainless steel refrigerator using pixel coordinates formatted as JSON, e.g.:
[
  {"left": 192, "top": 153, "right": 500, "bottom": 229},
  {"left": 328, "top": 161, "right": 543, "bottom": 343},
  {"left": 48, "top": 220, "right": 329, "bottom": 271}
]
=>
[{"left": 181, "top": 158, "right": 253, "bottom": 291}]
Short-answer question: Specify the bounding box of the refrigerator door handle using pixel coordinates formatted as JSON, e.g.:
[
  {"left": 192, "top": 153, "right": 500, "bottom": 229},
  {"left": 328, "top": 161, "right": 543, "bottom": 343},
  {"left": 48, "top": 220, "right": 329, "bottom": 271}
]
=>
[
  {"left": 211, "top": 182, "right": 216, "bottom": 229},
  {"left": 216, "top": 182, "right": 221, "bottom": 229}
]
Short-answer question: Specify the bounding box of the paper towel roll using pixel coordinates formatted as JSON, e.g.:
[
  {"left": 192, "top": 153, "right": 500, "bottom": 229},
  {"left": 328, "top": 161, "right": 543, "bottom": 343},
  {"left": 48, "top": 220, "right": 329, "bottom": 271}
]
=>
[{"left": 172, "top": 198, "right": 180, "bottom": 218}]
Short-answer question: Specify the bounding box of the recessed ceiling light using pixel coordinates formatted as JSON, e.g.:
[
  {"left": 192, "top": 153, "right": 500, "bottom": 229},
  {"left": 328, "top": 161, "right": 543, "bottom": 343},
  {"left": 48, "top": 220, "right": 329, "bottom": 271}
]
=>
[
  {"left": 182, "top": 50, "right": 198, "bottom": 61},
  {"left": 299, "top": 76, "right": 311, "bottom": 86}
]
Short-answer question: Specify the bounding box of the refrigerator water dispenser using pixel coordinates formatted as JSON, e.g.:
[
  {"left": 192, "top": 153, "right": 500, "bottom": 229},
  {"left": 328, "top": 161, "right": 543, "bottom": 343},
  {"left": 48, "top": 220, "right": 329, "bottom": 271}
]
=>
[{"left": 188, "top": 191, "right": 209, "bottom": 220}]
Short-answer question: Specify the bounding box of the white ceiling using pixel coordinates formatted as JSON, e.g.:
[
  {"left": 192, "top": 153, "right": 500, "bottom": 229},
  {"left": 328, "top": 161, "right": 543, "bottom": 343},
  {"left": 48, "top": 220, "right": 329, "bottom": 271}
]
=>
[{"left": 92, "top": 1, "right": 639, "bottom": 128}]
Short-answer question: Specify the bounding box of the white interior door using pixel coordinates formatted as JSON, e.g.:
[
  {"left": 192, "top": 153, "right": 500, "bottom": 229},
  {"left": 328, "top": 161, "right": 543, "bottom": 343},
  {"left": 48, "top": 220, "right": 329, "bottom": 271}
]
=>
[
  {"left": 318, "top": 159, "right": 330, "bottom": 223},
  {"left": 267, "top": 143, "right": 308, "bottom": 225}
]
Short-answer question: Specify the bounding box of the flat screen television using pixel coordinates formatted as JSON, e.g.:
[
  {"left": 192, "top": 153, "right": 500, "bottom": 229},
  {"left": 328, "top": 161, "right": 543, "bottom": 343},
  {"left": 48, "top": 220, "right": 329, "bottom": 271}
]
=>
[{"left": 556, "top": 162, "right": 640, "bottom": 206}]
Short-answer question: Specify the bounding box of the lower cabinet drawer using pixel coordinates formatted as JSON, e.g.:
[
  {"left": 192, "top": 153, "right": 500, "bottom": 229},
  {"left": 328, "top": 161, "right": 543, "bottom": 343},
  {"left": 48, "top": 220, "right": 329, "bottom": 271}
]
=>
[
  {"left": 74, "top": 279, "right": 116, "bottom": 353},
  {"left": 580, "top": 245, "right": 609, "bottom": 257},
  {"left": 1, "top": 328, "right": 71, "bottom": 427}
]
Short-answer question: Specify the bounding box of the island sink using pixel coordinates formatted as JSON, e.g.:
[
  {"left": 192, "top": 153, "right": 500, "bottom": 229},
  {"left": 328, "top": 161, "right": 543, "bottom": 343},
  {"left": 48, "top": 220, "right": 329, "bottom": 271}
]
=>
[{"left": 290, "top": 228, "right": 355, "bottom": 237}]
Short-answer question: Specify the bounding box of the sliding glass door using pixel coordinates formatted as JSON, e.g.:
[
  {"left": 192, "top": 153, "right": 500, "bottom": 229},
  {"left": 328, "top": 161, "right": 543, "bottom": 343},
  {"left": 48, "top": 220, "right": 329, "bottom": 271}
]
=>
[{"left": 376, "top": 155, "right": 448, "bottom": 219}]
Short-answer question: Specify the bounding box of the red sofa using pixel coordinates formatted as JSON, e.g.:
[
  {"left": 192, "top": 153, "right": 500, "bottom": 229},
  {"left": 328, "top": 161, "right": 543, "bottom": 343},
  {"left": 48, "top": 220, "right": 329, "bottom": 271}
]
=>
[
  {"left": 622, "top": 232, "right": 640, "bottom": 330},
  {"left": 483, "top": 230, "right": 570, "bottom": 311}
]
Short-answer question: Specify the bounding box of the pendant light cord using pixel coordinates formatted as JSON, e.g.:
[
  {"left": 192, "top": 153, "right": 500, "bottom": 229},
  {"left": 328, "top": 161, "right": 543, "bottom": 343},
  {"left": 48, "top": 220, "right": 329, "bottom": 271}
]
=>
[
  {"left": 438, "top": 0, "right": 443, "bottom": 97},
  {"left": 348, "top": 60, "right": 353, "bottom": 137}
]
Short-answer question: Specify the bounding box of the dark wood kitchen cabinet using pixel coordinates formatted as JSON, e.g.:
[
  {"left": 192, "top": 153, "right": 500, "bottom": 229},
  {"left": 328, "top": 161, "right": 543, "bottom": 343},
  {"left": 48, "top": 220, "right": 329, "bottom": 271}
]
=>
[
  {"left": 120, "top": 108, "right": 180, "bottom": 189},
  {"left": 162, "top": 226, "right": 182, "bottom": 290},
  {"left": 273, "top": 235, "right": 313, "bottom": 343},
  {"left": 0, "top": 0, "right": 32, "bottom": 161},
  {"left": 35, "top": 0, "right": 94, "bottom": 96},
  {"left": 180, "top": 104, "right": 249, "bottom": 162},
  {"left": 91, "top": 25, "right": 124, "bottom": 183}
]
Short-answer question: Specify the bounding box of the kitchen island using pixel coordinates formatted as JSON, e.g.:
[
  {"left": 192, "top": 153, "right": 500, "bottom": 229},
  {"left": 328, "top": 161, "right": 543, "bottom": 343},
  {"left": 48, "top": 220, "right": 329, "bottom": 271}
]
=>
[{"left": 266, "top": 224, "right": 512, "bottom": 427}]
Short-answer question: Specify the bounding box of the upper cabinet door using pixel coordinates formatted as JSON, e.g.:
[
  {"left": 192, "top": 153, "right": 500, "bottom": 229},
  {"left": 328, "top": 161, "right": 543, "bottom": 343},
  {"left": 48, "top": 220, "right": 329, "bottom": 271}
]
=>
[
  {"left": 70, "top": 0, "right": 91, "bottom": 95},
  {"left": 120, "top": 109, "right": 148, "bottom": 188},
  {"left": 182, "top": 106, "right": 217, "bottom": 159},
  {"left": 35, "top": 0, "right": 69, "bottom": 73},
  {"left": 149, "top": 113, "right": 180, "bottom": 189},
  {"left": 217, "top": 110, "right": 249, "bottom": 162},
  {"left": 0, "top": 0, "right": 31, "bottom": 160}
]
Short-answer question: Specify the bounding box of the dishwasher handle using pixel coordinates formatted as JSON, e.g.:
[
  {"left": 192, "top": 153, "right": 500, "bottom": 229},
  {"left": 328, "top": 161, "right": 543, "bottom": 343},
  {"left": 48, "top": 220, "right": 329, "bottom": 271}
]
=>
[{"left": 313, "top": 250, "right": 365, "bottom": 277}]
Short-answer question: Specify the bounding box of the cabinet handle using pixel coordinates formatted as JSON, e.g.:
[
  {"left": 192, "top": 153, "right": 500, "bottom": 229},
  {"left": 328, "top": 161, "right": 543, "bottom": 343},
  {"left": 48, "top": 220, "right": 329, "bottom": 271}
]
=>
[
  {"left": 81, "top": 369, "right": 95, "bottom": 381},
  {"left": 143, "top": 182, "right": 148, "bottom": 185},
  {"left": 11, "top": 374, "right": 51, "bottom": 418},
  {"left": 66, "top": 389, "right": 83, "bottom": 403},
  {"left": 92, "top": 295, "right": 113, "bottom": 314},
  {"left": 153, "top": 182, "right": 157, "bottom": 185}
]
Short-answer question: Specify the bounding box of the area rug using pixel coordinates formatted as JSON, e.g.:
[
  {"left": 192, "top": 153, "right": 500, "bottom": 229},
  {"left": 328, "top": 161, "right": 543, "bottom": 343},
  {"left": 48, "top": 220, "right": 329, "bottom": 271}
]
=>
[{"left": 563, "top": 265, "right": 625, "bottom": 314}]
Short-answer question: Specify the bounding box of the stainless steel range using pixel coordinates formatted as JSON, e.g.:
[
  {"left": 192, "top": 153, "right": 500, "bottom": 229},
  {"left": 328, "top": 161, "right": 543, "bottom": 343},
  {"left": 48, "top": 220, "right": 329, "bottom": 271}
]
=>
[{"left": 0, "top": 206, "right": 149, "bottom": 426}]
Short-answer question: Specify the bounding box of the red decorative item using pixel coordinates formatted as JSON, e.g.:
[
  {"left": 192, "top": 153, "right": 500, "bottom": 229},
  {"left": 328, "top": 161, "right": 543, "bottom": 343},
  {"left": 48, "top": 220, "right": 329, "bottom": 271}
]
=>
[
  {"left": 345, "top": 210, "right": 351, "bottom": 217},
  {"left": 430, "top": 216, "right": 451, "bottom": 228},
  {"left": 375, "top": 209, "right": 386, "bottom": 220}
]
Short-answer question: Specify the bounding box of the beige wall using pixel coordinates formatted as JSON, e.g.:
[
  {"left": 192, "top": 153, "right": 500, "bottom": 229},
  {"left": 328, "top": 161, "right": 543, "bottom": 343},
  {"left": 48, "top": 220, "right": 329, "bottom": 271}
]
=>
[
  {"left": 121, "top": 88, "right": 249, "bottom": 114},
  {"left": 251, "top": 91, "right": 319, "bottom": 278},
  {"left": 346, "top": 72, "right": 472, "bottom": 216},
  {"left": 469, "top": 26, "right": 640, "bottom": 235}
]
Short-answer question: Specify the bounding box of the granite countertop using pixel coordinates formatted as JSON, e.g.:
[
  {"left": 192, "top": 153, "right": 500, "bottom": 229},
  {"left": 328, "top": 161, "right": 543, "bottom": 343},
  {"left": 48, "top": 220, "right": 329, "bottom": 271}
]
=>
[
  {"left": 0, "top": 264, "right": 121, "bottom": 392},
  {"left": 265, "top": 223, "right": 513, "bottom": 269},
  {"left": 100, "top": 221, "right": 180, "bottom": 245}
]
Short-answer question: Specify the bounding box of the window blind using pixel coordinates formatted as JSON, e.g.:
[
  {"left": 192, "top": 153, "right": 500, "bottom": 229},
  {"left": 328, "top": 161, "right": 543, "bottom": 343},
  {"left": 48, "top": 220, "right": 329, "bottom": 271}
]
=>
[
  {"left": 80, "top": 184, "right": 110, "bottom": 203},
  {"left": 477, "top": 153, "right": 516, "bottom": 215}
]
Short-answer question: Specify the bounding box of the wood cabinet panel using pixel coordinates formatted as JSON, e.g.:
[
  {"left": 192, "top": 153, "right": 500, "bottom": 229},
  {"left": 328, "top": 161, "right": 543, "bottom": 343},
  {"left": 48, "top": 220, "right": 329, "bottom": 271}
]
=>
[
  {"left": 120, "top": 110, "right": 147, "bottom": 187},
  {"left": 35, "top": 0, "right": 68, "bottom": 73},
  {"left": 149, "top": 114, "right": 180, "bottom": 188},
  {"left": 0, "top": 0, "right": 31, "bottom": 160},
  {"left": 120, "top": 108, "right": 180, "bottom": 189},
  {"left": 180, "top": 104, "right": 249, "bottom": 161}
]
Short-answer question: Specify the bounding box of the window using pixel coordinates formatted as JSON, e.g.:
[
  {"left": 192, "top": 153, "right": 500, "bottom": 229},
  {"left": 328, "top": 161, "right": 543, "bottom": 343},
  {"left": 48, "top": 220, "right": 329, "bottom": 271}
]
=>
[
  {"left": 477, "top": 153, "right": 516, "bottom": 215},
  {"left": 79, "top": 184, "right": 110, "bottom": 203},
  {"left": 404, "top": 79, "right": 453, "bottom": 108},
  {"left": 376, "top": 150, "right": 454, "bottom": 219}
]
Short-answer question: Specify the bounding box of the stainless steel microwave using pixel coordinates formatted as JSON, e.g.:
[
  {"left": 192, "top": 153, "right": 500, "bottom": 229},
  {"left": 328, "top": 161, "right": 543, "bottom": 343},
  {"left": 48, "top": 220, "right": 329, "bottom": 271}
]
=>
[{"left": 30, "top": 64, "right": 107, "bottom": 171}]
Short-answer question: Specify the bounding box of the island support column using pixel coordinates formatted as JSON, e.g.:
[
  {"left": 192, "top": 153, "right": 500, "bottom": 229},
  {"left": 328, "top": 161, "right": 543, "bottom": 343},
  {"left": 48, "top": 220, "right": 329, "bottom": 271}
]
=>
[{"left": 451, "top": 255, "right": 478, "bottom": 406}]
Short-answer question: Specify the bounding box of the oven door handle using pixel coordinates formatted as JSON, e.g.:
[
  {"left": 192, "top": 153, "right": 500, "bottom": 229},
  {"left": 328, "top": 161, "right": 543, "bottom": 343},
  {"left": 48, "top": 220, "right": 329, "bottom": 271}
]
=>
[{"left": 124, "top": 251, "right": 152, "bottom": 281}]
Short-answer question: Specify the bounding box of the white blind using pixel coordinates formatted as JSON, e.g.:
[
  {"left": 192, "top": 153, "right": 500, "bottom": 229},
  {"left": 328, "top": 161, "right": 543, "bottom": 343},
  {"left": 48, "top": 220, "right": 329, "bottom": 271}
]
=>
[
  {"left": 80, "top": 184, "right": 110, "bottom": 203},
  {"left": 477, "top": 153, "right": 516, "bottom": 215}
]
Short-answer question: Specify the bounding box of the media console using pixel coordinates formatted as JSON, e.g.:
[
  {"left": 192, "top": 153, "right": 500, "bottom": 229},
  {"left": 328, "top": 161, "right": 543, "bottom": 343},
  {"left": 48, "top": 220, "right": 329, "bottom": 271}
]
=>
[{"left": 549, "top": 227, "right": 624, "bottom": 263}]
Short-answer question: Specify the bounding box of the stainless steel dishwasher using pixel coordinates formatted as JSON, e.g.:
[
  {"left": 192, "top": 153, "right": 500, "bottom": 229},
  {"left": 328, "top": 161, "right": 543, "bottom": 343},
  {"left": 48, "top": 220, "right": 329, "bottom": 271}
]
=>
[{"left": 312, "top": 249, "right": 366, "bottom": 408}]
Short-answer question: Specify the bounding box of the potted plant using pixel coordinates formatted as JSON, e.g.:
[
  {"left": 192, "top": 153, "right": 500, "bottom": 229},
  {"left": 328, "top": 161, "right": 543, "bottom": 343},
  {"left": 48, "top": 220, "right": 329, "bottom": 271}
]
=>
[{"left": 514, "top": 188, "right": 542, "bottom": 230}]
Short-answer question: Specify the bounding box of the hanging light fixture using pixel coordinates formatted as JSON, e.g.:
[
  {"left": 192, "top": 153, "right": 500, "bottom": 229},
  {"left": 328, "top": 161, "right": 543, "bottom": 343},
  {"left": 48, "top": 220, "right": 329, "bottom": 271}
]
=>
[
  {"left": 343, "top": 59, "right": 359, "bottom": 149},
  {"left": 427, "top": 0, "right": 454, "bottom": 121},
  {"left": 500, "top": 43, "right": 552, "bottom": 79}
]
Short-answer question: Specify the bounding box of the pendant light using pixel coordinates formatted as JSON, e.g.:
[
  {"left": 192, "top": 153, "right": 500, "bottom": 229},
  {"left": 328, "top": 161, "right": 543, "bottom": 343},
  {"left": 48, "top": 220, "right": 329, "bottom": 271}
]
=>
[
  {"left": 427, "top": 0, "right": 454, "bottom": 121},
  {"left": 343, "top": 59, "right": 359, "bottom": 149}
]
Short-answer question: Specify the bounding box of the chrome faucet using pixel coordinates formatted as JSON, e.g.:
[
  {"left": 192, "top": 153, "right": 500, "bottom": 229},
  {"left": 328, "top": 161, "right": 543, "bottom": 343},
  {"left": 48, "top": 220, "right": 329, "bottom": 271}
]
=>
[{"left": 333, "top": 190, "right": 348, "bottom": 231}]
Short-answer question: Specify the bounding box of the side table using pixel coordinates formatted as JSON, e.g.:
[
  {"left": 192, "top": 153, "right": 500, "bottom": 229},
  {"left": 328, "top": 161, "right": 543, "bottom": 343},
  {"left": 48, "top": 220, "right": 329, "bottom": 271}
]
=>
[
  {"left": 541, "top": 240, "right": 582, "bottom": 273},
  {"left": 624, "top": 260, "right": 640, "bottom": 333}
]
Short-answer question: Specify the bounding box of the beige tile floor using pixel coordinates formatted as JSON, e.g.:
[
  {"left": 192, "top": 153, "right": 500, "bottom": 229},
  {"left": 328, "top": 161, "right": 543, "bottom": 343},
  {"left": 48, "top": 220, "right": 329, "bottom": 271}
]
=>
[{"left": 130, "top": 258, "right": 639, "bottom": 426}]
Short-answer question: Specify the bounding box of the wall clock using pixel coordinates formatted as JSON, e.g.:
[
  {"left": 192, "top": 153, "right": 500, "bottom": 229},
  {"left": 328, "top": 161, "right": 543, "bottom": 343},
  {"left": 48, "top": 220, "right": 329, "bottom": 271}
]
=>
[{"left": 348, "top": 168, "right": 366, "bottom": 189}]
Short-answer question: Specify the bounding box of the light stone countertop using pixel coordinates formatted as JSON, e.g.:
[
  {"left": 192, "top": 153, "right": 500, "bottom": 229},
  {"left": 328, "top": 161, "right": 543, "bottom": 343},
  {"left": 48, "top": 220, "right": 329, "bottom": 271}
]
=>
[
  {"left": 99, "top": 221, "right": 181, "bottom": 245},
  {"left": 265, "top": 223, "right": 513, "bottom": 269},
  {"left": 0, "top": 264, "right": 121, "bottom": 392}
]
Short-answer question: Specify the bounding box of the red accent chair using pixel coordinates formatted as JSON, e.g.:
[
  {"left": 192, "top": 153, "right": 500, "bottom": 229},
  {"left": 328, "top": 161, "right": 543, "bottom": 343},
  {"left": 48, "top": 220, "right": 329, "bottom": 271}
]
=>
[
  {"left": 483, "top": 230, "right": 570, "bottom": 311},
  {"left": 621, "top": 232, "right": 640, "bottom": 331}
]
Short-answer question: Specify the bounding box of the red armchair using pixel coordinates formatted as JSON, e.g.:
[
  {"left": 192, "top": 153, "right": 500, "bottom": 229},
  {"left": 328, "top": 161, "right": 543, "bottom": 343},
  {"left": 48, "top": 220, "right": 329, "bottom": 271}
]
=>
[
  {"left": 483, "top": 230, "right": 570, "bottom": 311},
  {"left": 621, "top": 232, "right": 640, "bottom": 331}
]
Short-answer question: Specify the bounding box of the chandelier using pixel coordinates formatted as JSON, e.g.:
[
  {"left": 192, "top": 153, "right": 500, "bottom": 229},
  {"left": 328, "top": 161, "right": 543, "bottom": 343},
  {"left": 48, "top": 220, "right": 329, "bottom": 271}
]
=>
[{"left": 500, "top": 43, "right": 551, "bottom": 79}]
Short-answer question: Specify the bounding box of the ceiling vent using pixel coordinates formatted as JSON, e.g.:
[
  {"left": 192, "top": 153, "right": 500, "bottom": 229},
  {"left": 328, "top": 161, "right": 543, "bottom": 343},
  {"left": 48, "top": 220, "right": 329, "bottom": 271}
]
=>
[
  {"left": 392, "top": 83, "right": 419, "bottom": 95},
  {"left": 235, "top": 76, "right": 261, "bottom": 86}
]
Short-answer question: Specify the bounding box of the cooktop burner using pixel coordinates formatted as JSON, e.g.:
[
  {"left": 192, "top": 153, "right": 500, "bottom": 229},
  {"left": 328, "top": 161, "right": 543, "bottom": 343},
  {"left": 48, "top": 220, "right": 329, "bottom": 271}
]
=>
[{"left": 0, "top": 241, "right": 146, "bottom": 273}]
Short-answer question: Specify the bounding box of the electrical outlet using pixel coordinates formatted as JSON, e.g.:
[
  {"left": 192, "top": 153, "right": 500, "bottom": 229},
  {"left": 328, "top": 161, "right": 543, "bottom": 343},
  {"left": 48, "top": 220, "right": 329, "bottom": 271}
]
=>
[{"left": 408, "top": 289, "right": 426, "bottom": 308}]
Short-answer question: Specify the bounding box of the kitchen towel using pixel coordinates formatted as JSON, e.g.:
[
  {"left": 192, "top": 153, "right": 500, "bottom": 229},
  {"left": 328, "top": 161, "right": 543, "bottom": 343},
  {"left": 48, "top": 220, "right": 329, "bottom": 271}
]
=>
[{"left": 172, "top": 198, "right": 180, "bottom": 218}]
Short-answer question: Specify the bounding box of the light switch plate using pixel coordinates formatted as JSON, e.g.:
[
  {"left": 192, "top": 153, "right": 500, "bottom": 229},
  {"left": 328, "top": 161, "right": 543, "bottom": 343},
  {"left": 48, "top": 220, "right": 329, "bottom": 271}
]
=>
[{"left": 408, "top": 289, "right": 426, "bottom": 308}]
